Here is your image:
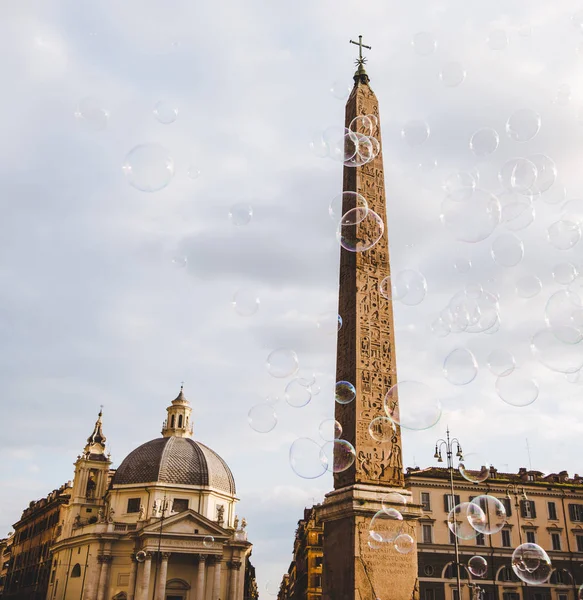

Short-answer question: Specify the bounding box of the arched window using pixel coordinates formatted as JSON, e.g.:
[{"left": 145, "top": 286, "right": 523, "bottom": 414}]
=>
[
  {"left": 71, "top": 564, "right": 81, "bottom": 578},
  {"left": 171, "top": 415, "right": 175, "bottom": 428},
  {"left": 444, "top": 563, "right": 469, "bottom": 579},
  {"left": 178, "top": 415, "right": 183, "bottom": 428}
]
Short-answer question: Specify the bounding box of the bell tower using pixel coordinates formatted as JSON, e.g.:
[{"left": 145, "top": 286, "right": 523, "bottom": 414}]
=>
[
  {"left": 317, "top": 37, "right": 422, "bottom": 600},
  {"left": 161, "top": 384, "right": 193, "bottom": 438}
]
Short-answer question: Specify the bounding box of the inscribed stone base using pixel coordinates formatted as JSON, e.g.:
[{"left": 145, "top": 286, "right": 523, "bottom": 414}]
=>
[{"left": 317, "top": 485, "right": 421, "bottom": 600}]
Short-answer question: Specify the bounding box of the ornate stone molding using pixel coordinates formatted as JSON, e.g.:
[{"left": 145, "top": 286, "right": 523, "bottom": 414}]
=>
[
  {"left": 227, "top": 560, "right": 242, "bottom": 571},
  {"left": 195, "top": 554, "right": 207, "bottom": 563},
  {"left": 160, "top": 552, "right": 171, "bottom": 560},
  {"left": 97, "top": 555, "right": 113, "bottom": 564}
]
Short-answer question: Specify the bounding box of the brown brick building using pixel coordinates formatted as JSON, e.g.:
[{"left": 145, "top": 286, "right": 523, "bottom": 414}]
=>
[
  {"left": 280, "top": 467, "right": 583, "bottom": 600},
  {"left": 2, "top": 483, "right": 71, "bottom": 600},
  {"left": 277, "top": 507, "right": 323, "bottom": 600}
]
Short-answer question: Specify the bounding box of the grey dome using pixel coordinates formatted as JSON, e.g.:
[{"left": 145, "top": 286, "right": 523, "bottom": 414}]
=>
[{"left": 112, "top": 437, "right": 236, "bottom": 495}]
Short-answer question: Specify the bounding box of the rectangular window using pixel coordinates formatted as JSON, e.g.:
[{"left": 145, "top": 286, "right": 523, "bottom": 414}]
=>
[
  {"left": 548, "top": 501, "right": 558, "bottom": 520},
  {"left": 551, "top": 532, "right": 561, "bottom": 551},
  {"left": 521, "top": 500, "right": 537, "bottom": 519},
  {"left": 172, "top": 498, "right": 189, "bottom": 513},
  {"left": 315, "top": 556, "right": 323, "bottom": 568},
  {"left": 313, "top": 574, "right": 322, "bottom": 588},
  {"left": 503, "top": 594, "right": 519, "bottom": 600},
  {"left": 569, "top": 504, "right": 583, "bottom": 522},
  {"left": 576, "top": 535, "right": 583, "bottom": 552},
  {"left": 126, "top": 498, "right": 141, "bottom": 513},
  {"left": 449, "top": 528, "right": 456, "bottom": 544},
  {"left": 444, "top": 494, "right": 461, "bottom": 512},
  {"left": 453, "top": 589, "right": 460, "bottom": 600},
  {"left": 425, "top": 590, "right": 435, "bottom": 600},
  {"left": 317, "top": 534, "right": 323, "bottom": 546},
  {"left": 476, "top": 533, "right": 486, "bottom": 546},
  {"left": 421, "top": 492, "right": 431, "bottom": 512},
  {"left": 501, "top": 529, "right": 511, "bottom": 547},
  {"left": 422, "top": 524, "right": 433, "bottom": 544},
  {"left": 526, "top": 530, "right": 536, "bottom": 544},
  {"left": 559, "top": 594, "right": 568, "bottom": 600}
]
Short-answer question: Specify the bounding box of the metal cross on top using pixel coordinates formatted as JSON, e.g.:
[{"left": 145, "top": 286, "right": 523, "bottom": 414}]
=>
[{"left": 349, "top": 35, "right": 371, "bottom": 65}]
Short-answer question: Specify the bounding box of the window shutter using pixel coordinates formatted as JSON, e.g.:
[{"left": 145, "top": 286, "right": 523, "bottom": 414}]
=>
[
  {"left": 444, "top": 494, "right": 452, "bottom": 511},
  {"left": 569, "top": 504, "right": 577, "bottom": 521},
  {"left": 520, "top": 500, "right": 527, "bottom": 518},
  {"left": 455, "top": 494, "right": 460, "bottom": 506},
  {"left": 530, "top": 501, "right": 537, "bottom": 518}
]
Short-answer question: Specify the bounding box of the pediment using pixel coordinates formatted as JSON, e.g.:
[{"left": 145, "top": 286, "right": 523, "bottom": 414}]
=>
[{"left": 139, "top": 509, "right": 228, "bottom": 539}]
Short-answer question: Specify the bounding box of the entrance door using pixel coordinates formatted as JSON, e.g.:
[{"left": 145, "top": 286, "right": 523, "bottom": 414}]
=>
[{"left": 166, "top": 596, "right": 184, "bottom": 600}]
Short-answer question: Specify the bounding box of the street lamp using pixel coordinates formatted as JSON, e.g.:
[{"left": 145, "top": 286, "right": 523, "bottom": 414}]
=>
[
  {"left": 505, "top": 485, "right": 527, "bottom": 545},
  {"left": 435, "top": 427, "right": 464, "bottom": 600}
]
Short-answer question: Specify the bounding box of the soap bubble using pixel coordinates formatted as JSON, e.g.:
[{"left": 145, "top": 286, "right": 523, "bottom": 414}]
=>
[
  {"left": 229, "top": 203, "right": 253, "bottom": 226},
  {"left": 469, "top": 495, "right": 507, "bottom": 534},
  {"left": 442, "top": 171, "right": 477, "bottom": 198},
  {"left": 496, "top": 369, "right": 539, "bottom": 406},
  {"left": 265, "top": 581, "right": 280, "bottom": 596},
  {"left": 547, "top": 221, "right": 581, "bottom": 250},
  {"left": 368, "top": 416, "right": 396, "bottom": 442},
  {"left": 545, "top": 290, "right": 583, "bottom": 343},
  {"left": 454, "top": 257, "right": 472, "bottom": 273},
  {"left": 531, "top": 328, "right": 583, "bottom": 374},
  {"left": 511, "top": 543, "right": 552, "bottom": 585},
  {"left": 487, "top": 29, "right": 508, "bottom": 50},
  {"left": 309, "top": 131, "right": 329, "bottom": 158},
  {"left": 329, "top": 191, "right": 368, "bottom": 223},
  {"left": 349, "top": 115, "right": 374, "bottom": 136},
  {"left": 203, "top": 535, "right": 215, "bottom": 547},
  {"left": 74, "top": 97, "right": 109, "bottom": 131},
  {"left": 330, "top": 81, "right": 351, "bottom": 100},
  {"left": 554, "top": 84, "right": 572, "bottom": 106},
  {"left": 491, "top": 233, "right": 524, "bottom": 267},
  {"left": 379, "top": 276, "right": 392, "bottom": 299},
  {"left": 248, "top": 403, "right": 277, "bottom": 433},
  {"left": 384, "top": 381, "right": 442, "bottom": 430},
  {"left": 470, "top": 128, "right": 499, "bottom": 157},
  {"left": 487, "top": 349, "right": 516, "bottom": 377},
  {"left": 553, "top": 263, "right": 578, "bottom": 285},
  {"left": 231, "top": 289, "right": 259, "bottom": 316},
  {"left": 443, "top": 348, "right": 478, "bottom": 385},
  {"left": 382, "top": 492, "right": 407, "bottom": 511},
  {"left": 459, "top": 453, "right": 490, "bottom": 483},
  {"left": 153, "top": 100, "right": 178, "bottom": 124},
  {"left": 401, "top": 120, "right": 430, "bottom": 146},
  {"left": 394, "top": 534, "right": 415, "bottom": 554},
  {"left": 337, "top": 208, "right": 384, "bottom": 252},
  {"left": 448, "top": 502, "right": 485, "bottom": 540},
  {"left": 440, "top": 62, "right": 466, "bottom": 87},
  {"left": 317, "top": 312, "right": 343, "bottom": 335},
  {"left": 319, "top": 439, "right": 356, "bottom": 473},
  {"left": 171, "top": 255, "right": 188, "bottom": 268},
  {"left": 319, "top": 419, "right": 342, "bottom": 442},
  {"left": 499, "top": 158, "right": 538, "bottom": 193},
  {"left": 335, "top": 381, "right": 356, "bottom": 405},
  {"left": 468, "top": 556, "right": 488, "bottom": 577},
  {"left": 516, "top": 275, "right": 542, "bottom": 298},
  {"left": 528, "top": 154, "right": 557, "bottom": 193},
  {"left": 266, "top": 349, "right": 299, "bottom": 379},
  {"left": 370, "top": 509, "right": 404, "bottom": 543},
  {"left": 122, "top": 144, "right": 174, "bottom": 192},
  {"left": 327, "top": 128, "right": 359, "bottom": 163},
  {"left": 284, "top": 378, "right": 312, "bottom": 408},
  {"left": 412, "top": 32, "right": 437, "bottom": 56},
  {"left": 506, "top": 109, "right": 541, "bottom": 142},
  {"left": 440, "top": 188, "right": 501, "bottom": 243},
  {"left": 289, "top": 438, "right": 327, "bottom": 479},
  {"left": 187, "top": 165, "right": 201, "bottom": 179},
  {"left": 393, "top": 270, "right": 428, "bottom": 305},
  {"left": 542, "top": 183, "right": 567, "bottom": 205}
]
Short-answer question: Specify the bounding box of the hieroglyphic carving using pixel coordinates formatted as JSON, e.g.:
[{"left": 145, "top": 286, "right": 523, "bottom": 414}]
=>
[{"left": 335, "top": 78, "right": 404, "bottom": 489}]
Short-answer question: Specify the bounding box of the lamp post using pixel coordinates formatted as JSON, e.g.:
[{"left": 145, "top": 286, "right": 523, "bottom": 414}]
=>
[
  {"left": 505, "top": 485, "right": 527, "bottom": 545},
  {"left": 434, "top": 427, "right": 464, "bottom": 600}
]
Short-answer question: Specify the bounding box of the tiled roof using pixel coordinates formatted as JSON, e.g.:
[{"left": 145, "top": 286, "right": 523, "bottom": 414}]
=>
[{"left": 111, "top": 437, "right": 236, "bottom": 494}]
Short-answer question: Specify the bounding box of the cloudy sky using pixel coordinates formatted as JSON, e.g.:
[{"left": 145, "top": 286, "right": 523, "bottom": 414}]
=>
[{"left": 2, "top": 0, "right": 583, "bottom": 593}]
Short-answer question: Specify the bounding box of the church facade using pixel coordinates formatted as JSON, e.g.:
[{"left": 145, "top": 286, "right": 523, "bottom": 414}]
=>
[{"left": 2, "top": 387, "right": 255, "bottom": 600}]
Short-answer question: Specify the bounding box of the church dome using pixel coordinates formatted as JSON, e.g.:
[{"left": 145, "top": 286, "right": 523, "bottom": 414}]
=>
[{"left": 111, "top": 437, "right": 236, "bottom": 495}]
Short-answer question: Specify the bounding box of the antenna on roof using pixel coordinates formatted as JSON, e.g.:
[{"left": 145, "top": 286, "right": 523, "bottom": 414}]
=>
[{"left": 526, "top": 438, "right": 532, "bottom": 470}]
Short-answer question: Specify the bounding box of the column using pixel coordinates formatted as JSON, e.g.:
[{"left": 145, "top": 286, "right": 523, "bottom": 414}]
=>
[
  {"left": 136, "top": 552, "right": 153, "bottom": 600},
  {"left": 96, "top": 556, "right": 113, "bottom": 600},
  {"left": 227, "top": 561, "right": 241, "bottom": 600},
  {"left": 155, "top": 553, "right": 170, "bottom": 600},
  {"left": 127, "top": 555, "right": 138, "bottom": 600},
  {"left": 196, "top": 554, "right": 207, "bottom": 600},
  {"left": 212, "top": 557, "right": 222, "bottom": 600},
  {"left": 82, "top": 556, "right": 101, "bottom": 600}
]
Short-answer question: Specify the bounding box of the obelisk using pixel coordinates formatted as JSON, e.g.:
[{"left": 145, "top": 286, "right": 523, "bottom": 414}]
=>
[{"left": 317, "top": 38, "right": 422, "bottom": 600}]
